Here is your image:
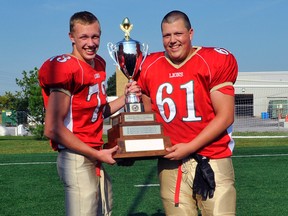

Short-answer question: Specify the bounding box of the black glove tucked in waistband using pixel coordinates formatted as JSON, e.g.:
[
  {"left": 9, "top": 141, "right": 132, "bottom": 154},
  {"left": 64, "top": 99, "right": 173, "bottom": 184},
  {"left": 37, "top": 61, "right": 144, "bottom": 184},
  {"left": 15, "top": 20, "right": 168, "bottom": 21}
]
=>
[{"left": 192, "top": 153, "right": 216, "bottom": 201}]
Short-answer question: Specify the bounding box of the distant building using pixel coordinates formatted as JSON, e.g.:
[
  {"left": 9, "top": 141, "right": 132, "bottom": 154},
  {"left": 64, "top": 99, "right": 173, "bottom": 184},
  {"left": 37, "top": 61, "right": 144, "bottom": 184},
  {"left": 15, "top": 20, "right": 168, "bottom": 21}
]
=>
[
  {"left": 114, "top": 68, "right": 288, "bottom": 119},
  {"left": 235, "top": 71, "right": 288, "bottom": 118}
]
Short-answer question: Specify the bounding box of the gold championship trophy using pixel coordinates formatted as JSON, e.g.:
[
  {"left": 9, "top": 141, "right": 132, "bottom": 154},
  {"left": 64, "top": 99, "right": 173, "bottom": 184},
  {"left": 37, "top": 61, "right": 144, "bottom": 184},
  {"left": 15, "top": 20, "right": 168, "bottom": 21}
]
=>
[{"left": 106, "top": 18, "right": 171, "bottom": 159}]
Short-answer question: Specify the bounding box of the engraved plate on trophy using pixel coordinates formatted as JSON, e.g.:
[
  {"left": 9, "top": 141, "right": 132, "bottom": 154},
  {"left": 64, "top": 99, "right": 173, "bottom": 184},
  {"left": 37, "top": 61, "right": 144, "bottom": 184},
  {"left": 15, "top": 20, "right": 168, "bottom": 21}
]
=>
[
  {"left": 106, "top": 18, "right": 171, "bottom": 159},
  {"left": 106, "top": 112, "right": 172, "bottom": 159}
]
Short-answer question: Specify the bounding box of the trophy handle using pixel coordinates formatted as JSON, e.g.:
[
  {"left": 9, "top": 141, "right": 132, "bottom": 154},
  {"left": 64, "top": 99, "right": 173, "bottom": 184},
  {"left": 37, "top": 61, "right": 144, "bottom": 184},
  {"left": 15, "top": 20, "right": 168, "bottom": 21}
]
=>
[
  {"left": 140, "top": 43, "right": 149, "bottom": 70},
  {"left": 107, "top": 42, "right": 120, "bottom": 68}
]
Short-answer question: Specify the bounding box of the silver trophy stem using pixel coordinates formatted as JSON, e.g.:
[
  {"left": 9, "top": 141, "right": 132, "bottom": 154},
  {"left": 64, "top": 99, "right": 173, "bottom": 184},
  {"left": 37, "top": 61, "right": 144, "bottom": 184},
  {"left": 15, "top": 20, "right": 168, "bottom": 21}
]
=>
[
  {"left": 126, "top": 92, "right": 140, "bottom": 103},
  {"left": 126, "top": 77, "right": 140, "bottom": 108}
]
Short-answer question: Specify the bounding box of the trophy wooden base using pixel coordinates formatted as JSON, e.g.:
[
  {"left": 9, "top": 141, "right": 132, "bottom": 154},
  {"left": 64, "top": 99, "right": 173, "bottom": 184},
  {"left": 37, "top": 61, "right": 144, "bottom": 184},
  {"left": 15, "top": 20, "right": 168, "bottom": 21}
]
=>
[{"left": 105, "top": 112, "right": 171, "bottom": 159}]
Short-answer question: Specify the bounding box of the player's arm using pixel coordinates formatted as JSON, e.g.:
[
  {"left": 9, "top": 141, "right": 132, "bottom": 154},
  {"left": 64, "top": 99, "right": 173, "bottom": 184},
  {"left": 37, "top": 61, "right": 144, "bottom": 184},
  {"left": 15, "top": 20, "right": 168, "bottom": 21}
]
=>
[
  {"left": 141, "top": 94, "right": 152, "bottom": 112},
  {"left": 44, "top": 90, "right": 118, "bottom": 164},
  {"left": 103, "top": 81, "right": 142, "bottom": 117},
  {"left": 165, "top": 90, "right": 234, "bottom": 160},
  {"left": 189, "top": 90, "right": 235, "bottom": 150}
]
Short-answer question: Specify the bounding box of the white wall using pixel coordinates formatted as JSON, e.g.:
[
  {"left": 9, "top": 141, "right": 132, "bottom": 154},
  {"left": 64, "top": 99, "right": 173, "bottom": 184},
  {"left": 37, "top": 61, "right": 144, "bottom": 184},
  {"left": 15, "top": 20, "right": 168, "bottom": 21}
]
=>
[{"left": 235, "top": 71, "right": 288, "bottom": 117}]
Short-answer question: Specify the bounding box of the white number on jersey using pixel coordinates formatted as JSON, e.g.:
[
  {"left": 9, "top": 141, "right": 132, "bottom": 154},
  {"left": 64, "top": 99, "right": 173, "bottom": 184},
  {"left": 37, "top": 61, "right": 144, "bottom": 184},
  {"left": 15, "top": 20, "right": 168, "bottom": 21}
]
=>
[
  {"left": 87, "top": 81, "right": 106, "bottom": 122},
  {"left": 156, "top": 81, "right": 202, "bottom": 123},
  {"left": 49, "top": 55, "right": 71, "bottom": 63}
]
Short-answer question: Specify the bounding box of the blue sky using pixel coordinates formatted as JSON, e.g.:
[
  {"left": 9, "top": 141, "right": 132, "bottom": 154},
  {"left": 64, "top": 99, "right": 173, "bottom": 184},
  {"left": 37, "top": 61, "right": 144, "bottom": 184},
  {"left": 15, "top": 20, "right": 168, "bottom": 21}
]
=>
[{"left": 0, "top": 0, "right": 287, "bottom": 95}]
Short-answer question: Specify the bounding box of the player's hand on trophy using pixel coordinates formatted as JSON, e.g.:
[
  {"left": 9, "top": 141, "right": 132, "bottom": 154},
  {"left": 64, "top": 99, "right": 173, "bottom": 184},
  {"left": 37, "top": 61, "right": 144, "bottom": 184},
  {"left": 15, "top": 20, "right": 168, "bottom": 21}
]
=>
[
  {"left": 91, "top": 145, "right": 119, "bottom": 165},
  {"left": 125, "top": 81, "right": 142, "bottom": 98}
]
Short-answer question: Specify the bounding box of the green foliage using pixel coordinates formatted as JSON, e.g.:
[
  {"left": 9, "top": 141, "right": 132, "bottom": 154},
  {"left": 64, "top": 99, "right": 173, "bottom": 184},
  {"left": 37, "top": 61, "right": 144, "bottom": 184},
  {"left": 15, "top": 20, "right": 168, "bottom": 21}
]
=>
[
  {"left": 0, "top": 91, "right": 28, "bottom": 111},
  {"left": 15, "top": 68, "right": 45, "bottom": 138},
  {"left": 0, "top": 94, "right": 10, "bottom": 110},
  {"left": 16, "top": 68, "right": 39, "bottom": 96},
  {"left": 29, "top": 125, "right": 46, "bottom": 140},
  {"left": 0, "top": 67, "right": 44, "bottom": 136},
  {"left": 106, "top": 72, "right": 116, "bottom": 96},
  {"left": 16, "top": 67, "right": 44, "bottom": 121}
]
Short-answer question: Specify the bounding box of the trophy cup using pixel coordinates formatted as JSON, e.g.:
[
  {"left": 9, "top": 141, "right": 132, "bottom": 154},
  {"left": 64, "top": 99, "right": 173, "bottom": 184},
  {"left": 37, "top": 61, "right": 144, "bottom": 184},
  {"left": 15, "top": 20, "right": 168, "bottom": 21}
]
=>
[
  {"left": 107, "top": 17, "right": 148, "bottom": 112},
  {"left": 105, "top": 18, "right": 171, "bottom": 159}
]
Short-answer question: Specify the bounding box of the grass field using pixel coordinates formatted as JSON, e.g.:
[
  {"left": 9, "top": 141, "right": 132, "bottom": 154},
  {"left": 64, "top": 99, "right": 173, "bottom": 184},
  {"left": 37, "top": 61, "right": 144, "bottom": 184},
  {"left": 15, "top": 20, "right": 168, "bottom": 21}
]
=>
[{"left": 1, "top": 135, "right": 288, "bottom": 216}]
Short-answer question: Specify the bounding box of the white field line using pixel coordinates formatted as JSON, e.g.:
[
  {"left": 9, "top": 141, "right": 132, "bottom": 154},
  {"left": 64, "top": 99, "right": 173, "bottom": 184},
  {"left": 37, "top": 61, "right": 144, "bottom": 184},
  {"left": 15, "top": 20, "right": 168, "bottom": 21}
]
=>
[
  {"left": 0, "top": 161, "right": 56, "bottom": 166},
  {"left": 232, "top": 153, "right": 288, "bottom": 158},
  {"left": 1, "top": 154, "right": 288, "bottom": 188},
  {"left": 134, "top": 153, "right": 288, "bottom": 188},
  {"left": 233, "top": 136, "right": 288, "bottom": 138},
  {"left": 134, "top": 184, "right": 160, "bottom": 187},
  {"left": 1, "top": 152, "right": 288, "bottom": 166}
]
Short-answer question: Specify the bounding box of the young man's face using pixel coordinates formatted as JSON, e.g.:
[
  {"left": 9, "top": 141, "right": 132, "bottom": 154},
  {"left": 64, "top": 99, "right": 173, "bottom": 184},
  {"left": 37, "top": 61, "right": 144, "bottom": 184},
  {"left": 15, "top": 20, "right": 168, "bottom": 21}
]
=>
[
  {"left": 69, "top": 21, "right": 101, "bottom": 64},
  {"left": 162, "top": 19, "right": 193, "bottom": 65}
]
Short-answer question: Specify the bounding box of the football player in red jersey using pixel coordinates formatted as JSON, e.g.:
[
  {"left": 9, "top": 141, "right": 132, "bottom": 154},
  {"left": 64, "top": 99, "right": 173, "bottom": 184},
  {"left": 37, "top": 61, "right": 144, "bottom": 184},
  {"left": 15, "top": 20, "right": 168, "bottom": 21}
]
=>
[
  {"left": 38, "top": 11, "right": 141, "bottom": 216},
  {"left": 137, "top": 10, "right": 237, "bottom": 216}
]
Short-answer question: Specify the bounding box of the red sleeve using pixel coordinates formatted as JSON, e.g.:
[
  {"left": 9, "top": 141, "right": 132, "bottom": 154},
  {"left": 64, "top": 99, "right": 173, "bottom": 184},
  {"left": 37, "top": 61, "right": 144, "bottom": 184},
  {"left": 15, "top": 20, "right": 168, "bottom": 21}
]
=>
[
  {"left": 38, "top": 55, "right": 74, "bottom": 93},
  {"left": 218, "top": 85, "right": 235, "bottom": 96},
  {"left": 209, "top": 48, "right": 238, "bottom": 96}
]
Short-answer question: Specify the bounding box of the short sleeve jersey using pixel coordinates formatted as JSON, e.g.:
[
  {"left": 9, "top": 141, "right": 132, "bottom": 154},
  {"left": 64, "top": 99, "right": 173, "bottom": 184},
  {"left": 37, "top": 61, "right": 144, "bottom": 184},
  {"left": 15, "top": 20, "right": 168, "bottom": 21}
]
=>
[
  {"left": 137, "top": 47, "right": 238, "bottom": 159},
  {"left": 38, "top": 54, "right": 107, "bottom": 150}
]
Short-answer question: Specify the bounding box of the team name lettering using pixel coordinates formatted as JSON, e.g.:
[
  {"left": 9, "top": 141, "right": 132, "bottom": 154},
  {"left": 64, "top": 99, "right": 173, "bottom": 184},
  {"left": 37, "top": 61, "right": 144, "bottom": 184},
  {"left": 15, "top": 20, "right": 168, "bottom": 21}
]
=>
[{"left": 169, "top": 72, "right": 183, "bottom": 78}]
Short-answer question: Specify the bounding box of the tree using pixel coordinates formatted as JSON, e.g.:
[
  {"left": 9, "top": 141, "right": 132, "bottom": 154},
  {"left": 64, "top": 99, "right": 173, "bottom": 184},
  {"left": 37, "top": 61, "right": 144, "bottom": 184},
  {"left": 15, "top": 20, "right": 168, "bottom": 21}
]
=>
[
  {"left": 0, "top": 91, "right": 28, "bottom": 111},
  {"left": 0, "top": 91, "right": 29, "bottom": 126},
  {"left": 15, "top": 67, "right": 45, "bottom": 139},
  {"left": 0, "top": 92, "right": 17, "bottom": 111},
  {"left": 106, "top": 72, "right": 116, "bottom": 96}
]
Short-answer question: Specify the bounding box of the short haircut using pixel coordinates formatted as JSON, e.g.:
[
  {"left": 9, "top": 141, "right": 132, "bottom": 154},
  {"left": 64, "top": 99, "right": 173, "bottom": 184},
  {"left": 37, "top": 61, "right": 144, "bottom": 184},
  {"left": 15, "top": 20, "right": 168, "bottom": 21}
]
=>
[
  {"left": 161, "top": 10, "right": 191, "bottom": 31},
  {"left": 69, "top": 11, "right": 100, "bottom": 33}
]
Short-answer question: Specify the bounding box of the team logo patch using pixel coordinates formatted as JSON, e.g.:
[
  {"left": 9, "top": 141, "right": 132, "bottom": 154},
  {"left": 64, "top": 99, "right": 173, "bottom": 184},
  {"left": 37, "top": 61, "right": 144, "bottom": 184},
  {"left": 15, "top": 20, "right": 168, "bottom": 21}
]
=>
[{"left": 214, "top": 48, "right": 229, "bottom": 55}]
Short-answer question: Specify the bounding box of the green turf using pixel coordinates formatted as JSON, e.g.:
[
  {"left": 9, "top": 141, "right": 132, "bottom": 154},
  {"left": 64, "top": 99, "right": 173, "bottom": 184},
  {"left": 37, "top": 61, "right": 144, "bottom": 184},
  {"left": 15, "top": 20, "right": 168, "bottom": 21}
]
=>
[
  {"left": 234, "top": 154, "right": 288, "bottom": 215},
  {"left": 1, "top": 135, "right": 288, "bottom": 215},
  {"left": 0, "top": 136, "right": 52, "bottom": 154}
]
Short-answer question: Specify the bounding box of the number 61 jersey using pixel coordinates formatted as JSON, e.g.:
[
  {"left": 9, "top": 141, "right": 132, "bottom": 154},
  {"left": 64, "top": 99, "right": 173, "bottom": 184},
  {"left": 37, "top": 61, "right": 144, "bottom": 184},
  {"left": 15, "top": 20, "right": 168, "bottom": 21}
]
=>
[
  {"left": 38, "top": 54, "right": 107, "bottom": 150},
  {"left": 137, "top": 47, "right": 238, "bottom": 159}
]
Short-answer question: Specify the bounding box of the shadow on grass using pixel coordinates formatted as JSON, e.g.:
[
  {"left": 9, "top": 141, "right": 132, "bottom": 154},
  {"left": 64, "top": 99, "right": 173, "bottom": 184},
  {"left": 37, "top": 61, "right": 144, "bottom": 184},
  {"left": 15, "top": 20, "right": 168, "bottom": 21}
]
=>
[
  {"left": 126, "top": 162, "right": 165, "bottom": 216},
  {"left": 0, "top": 136, "right": 45, "bottom": 141},
  {"left": 128, "top": 209, "right": 165, "bottom": 215}
]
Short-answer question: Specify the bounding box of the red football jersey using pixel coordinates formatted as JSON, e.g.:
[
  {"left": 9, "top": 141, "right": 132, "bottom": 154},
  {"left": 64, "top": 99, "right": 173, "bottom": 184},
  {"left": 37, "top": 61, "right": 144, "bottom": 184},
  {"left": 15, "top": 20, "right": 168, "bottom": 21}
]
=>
[
  {"left": 137, "top": 47, "right": 238, "bottom": 159},
  {"left": 39, "top": 54, "right": 107, "bottom": 150}
]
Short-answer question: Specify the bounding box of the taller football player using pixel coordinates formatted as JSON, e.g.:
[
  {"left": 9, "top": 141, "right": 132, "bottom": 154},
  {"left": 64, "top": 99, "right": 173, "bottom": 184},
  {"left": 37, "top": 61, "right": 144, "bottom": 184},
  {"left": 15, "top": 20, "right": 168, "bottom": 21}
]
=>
[{"left": 137, "top": 10, "right": 238, "bottom": 216}]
